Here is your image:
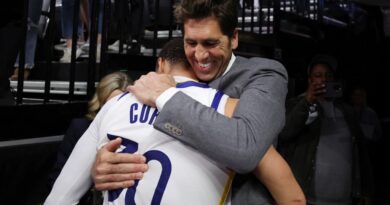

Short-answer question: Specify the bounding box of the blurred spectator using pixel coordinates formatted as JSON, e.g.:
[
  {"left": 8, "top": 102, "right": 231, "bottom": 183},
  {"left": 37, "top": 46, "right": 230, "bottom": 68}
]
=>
[
  {"left": 349, "top": 85, "right": 383, "bottom": 203},
  {"left": 0, "top": 1, "right": 26, "bottom": 105},
  {"left": 60, "top": 0, "right": 104, "bottom": 62},
  {"left": 350, "top": 86, "right": 382, "bottom": 143},
  {"left": 10, "top": 0, "right": 44, "bottom": 80},
  {"left": 278, "top": 54, "right": 374, "bottom": 205},
  {"left": 58, "top": 0, "right": 84, "bottom": 62}
]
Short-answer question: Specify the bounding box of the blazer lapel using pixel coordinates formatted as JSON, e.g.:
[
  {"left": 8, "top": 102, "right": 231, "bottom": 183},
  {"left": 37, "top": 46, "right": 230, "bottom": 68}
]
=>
[{"left": 209, "top": 56, "right": 242, "bottom": 92}]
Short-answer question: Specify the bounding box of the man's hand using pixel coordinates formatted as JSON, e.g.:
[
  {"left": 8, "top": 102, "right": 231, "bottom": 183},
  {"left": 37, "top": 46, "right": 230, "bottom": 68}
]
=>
[
  {"left": 127, "top": 72, "right": 175, "bottom": 107},
  {"left": 92, "top": 138, "right": 148, "bottom": 191},
  {"left": 306, "top": 82, "right": 325, "bottom": 104}
]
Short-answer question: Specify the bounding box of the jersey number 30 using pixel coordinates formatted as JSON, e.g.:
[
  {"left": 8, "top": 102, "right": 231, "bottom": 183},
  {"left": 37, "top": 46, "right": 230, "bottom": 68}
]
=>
[{"left": 107, "top": 134, "right": 172, "bottom": 205}]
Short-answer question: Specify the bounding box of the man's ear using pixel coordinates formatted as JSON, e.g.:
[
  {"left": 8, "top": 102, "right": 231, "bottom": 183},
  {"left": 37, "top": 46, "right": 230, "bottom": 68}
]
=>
[
  {"left": 156, "top": 58, "right": 164, "bottom": 73},
  {"left": 231, "top": 29, "right": 238, "bottom": 50}
]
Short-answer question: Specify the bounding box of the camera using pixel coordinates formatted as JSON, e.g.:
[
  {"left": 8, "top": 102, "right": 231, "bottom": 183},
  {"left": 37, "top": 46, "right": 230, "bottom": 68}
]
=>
[{"left": 323, "top": 82, "right": 343, "bottom": 98}]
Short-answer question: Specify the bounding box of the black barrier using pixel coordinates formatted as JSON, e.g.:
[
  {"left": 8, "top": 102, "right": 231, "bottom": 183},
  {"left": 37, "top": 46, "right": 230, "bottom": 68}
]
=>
[
  {"left": 7, "top": 0, "right": 358, "bottom": 104},
  {"left": 0, "top": 135, "right": 63, "bottom": 204}
]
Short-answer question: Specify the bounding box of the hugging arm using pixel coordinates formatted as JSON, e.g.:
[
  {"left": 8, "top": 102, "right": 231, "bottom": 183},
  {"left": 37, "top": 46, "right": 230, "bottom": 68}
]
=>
[
  {"left": 91, "top": 58, "right": 288, "bottom": 190},
  {"left": 253, "top": 146, "right": 306, "bottom": 205},
  {"left": 154, "top": 60, "right": 288, "bottom": 173},
  {"left": 225, "top": 98, "right": 305, "bottom": 205}
]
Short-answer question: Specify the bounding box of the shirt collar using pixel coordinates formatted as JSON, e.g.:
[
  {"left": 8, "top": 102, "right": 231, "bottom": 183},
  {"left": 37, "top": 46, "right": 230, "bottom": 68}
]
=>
[{"left": 222, "top": 53, "right": 236, "bottom": 76}]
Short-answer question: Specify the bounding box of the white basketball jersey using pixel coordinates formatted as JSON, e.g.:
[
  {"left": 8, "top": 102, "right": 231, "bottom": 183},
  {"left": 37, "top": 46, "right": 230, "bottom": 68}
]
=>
[{"left": 99, "top": 80, "right": 233, "bottom": 205}]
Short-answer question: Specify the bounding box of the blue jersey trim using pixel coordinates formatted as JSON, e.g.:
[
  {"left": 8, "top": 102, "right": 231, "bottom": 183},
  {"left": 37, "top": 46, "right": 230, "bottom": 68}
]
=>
[
  {"left": 176, "top": 81, "right": 209, "bottom": 88},
  {"left": 118, "top": 91, "right": 129, "bottom": 101},
  {"left": 211, "top": 90, "right": 224, "bottom": 110}
]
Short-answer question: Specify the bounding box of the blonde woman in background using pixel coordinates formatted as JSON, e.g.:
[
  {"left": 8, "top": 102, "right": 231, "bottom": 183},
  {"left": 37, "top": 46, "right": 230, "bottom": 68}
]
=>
[
  {"left": 47, "top": 71, "right": 132, "bottom": 204},
  {"left": 85, "top": 72, "right": 132, "bottom": 120}
]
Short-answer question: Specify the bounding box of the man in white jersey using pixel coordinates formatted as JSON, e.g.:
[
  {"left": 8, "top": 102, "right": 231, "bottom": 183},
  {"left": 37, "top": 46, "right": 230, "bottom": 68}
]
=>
[
  {"left": 45, "top": 39, "right": 234, "bottom": 205},
  {"left": 45, "top": 39, "right": 305, "bottom": 205}
]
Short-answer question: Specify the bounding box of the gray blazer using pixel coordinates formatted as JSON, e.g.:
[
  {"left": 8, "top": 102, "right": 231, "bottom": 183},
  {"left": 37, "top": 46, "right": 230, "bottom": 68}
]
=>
[{"left": 154, "top": 56, "right": 288, "bottom": 204}]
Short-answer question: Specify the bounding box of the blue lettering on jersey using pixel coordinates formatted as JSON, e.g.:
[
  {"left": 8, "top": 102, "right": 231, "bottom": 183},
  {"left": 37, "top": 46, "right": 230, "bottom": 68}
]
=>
[
  {"left": 148, "top": 109, "right": 159, "bottom": 125},
  {"left": 140, "top": 104, "right": 151, "bottom": 123},
  {"left": 130, "top": 103, "right": 159, "bottom": 125},
  {"left": 130, "top": 103, "right": 138, "bottom": 123}
]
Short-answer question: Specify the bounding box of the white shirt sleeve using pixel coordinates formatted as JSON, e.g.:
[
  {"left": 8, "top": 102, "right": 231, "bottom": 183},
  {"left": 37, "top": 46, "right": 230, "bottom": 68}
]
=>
[
  {"left": 44, "top": 120, "right": 99, "bottom": 204},
  {"left": 156, "top": 87, "right": 180, "bottom": 111},
  {"left": 216, "top": 94, "right": 229, "bottom": 115},
  {"left": 305, "top": 103, "right": 318, "bottom": 125}
]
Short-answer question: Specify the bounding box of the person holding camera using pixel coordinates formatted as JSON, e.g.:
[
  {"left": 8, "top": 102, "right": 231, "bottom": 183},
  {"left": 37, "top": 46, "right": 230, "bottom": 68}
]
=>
[{"left": 277, "top": 54, "right": 374, "bottom": 205}]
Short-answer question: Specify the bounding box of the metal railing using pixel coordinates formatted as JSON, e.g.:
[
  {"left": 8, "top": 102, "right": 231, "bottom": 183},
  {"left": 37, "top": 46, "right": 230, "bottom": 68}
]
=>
[{"left": 12, "top": 0, "right": 358, "bottom": 104}]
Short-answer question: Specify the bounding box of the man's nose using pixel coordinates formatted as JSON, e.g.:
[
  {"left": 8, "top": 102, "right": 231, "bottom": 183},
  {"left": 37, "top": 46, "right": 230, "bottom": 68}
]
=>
[{"left": 195, "top": 45, "right": 209, "bottom": 61}]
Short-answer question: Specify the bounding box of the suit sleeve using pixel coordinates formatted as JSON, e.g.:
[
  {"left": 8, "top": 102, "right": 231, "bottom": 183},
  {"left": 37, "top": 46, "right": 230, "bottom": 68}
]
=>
[{"left": 153, "top": 60, "right": 288, "bottom": 173}]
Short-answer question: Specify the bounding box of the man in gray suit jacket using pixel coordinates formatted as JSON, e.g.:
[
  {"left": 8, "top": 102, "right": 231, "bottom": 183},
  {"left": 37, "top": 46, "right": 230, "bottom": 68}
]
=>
[{"left": 92, "top": 0, "right": 288, "bottom": 204}]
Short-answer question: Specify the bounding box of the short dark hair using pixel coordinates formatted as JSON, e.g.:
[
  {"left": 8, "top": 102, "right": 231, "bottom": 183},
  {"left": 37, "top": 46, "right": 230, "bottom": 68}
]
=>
[
  {"left": 307, "top": 54, "right": 338, "bottom": 75},
  {"left": 158, "top": 38, "right": 190, "bottom": 68},
  {"left": 174, "top": 0, "right": 238, "bottom": 38}
]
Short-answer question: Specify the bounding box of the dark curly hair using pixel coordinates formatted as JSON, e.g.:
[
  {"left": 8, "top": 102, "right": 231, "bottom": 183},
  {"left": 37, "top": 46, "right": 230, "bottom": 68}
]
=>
[{"left": 158, "top": 38, "right": 190, "bottom": 68}]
